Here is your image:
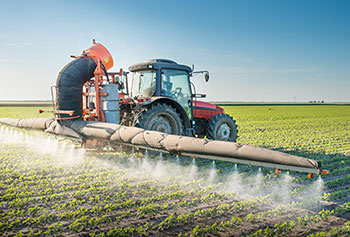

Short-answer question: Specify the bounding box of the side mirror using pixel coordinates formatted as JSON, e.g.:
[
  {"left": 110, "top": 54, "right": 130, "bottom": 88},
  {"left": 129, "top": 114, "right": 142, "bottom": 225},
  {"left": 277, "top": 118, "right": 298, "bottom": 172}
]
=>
[
  {"left": 192, "top": 94, "right": 206, "bottom": 98},
  {"left": 204, "top": 72, "right": 209, "bottom": 82}
]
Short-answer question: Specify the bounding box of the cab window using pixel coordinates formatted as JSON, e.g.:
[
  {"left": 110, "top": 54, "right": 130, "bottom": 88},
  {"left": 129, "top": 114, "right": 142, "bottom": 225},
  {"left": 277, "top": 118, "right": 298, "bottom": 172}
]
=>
[{"left": 161, "top": 69, "right": 192, "bottom": 119}]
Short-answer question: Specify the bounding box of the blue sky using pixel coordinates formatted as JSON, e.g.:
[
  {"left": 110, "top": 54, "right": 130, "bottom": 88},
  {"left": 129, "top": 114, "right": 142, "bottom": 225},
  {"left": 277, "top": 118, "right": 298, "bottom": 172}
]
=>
[{"left": 0, "top": 0, "right": 349, "bottom": 102}]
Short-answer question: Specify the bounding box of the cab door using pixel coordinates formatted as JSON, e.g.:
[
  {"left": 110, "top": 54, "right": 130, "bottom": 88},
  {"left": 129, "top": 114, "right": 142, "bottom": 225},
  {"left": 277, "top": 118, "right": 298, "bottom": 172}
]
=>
[{"left": 160, "top": 69, "right": 193, "bottom": 120}]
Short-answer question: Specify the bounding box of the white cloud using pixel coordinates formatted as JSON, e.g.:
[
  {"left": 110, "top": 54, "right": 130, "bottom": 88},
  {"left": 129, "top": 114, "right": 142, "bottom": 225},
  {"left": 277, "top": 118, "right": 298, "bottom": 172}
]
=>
[
  {"left": 212, "top": 66, "right": 321, "bottom": 74},
  {"left": 0, "top": 58, "right": 21, "bottom": 63},
  {"left": 0, "top": 58, "right": 10, "bottom": 63},
  {"left": 4, "top": 42, "right": 31, "bottom": 48}
]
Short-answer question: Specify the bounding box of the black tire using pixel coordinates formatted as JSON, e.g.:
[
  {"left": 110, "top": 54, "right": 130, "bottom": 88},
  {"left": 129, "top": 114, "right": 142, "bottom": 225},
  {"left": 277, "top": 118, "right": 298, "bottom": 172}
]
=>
[
  {"left": 194, "top": 118, "right": 208, "bottom": 138},
  {"left": 207, "top": 113, "right": 238, "bottom": 142},
  {"left": 135, "top": 103, "right": 184, "bottom": 135}
]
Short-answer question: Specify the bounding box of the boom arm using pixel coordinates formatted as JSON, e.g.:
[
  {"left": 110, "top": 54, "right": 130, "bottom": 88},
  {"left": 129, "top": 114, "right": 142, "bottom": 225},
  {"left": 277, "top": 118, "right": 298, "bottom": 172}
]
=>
[{"left": 0, "top": 118, "right": 327, "bottom": 176}]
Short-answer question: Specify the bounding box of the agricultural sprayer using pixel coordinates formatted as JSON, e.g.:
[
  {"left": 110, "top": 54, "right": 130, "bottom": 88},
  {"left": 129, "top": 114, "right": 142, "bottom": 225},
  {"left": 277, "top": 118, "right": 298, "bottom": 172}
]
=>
[{"left": 0, "top": 41, "right": 328, "bottom": 178}]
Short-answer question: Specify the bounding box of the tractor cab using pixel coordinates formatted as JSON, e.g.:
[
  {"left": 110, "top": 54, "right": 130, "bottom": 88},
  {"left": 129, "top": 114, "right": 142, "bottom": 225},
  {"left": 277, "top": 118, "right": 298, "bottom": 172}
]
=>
[
  {"left": 129, "top": 59, "right": 193, "bottom": 119},
  {"left": 126, "top": 59, "right": 238, "bottom": 141},
  {"left": 128, "top": 59, "right": 194, "bottom": 136}
]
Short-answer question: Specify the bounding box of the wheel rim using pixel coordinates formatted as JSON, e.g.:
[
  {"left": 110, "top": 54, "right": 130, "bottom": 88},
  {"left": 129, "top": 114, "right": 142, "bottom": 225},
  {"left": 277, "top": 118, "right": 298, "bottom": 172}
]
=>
[
  {"left": 148, "top": 113, "right": 178, "bottom": 134},
  {"left": 217, "top": 123, "right": 231, "bottom": 141}
]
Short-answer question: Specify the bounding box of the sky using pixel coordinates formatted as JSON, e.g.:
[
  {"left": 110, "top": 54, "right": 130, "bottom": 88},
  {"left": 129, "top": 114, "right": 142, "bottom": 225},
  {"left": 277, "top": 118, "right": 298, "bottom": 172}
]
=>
[{"left": 0, "top": 0, "right": 349, "bottom": 102}]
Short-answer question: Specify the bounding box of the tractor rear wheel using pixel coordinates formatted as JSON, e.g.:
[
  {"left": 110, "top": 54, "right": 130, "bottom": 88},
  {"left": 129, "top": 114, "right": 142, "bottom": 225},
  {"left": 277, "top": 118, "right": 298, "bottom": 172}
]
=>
[
  {"left": 135, "top": 103, "right": 184, "bottom": 135},
  {"left": 207, "top": 113, "right": 238, "bottom": 142}
]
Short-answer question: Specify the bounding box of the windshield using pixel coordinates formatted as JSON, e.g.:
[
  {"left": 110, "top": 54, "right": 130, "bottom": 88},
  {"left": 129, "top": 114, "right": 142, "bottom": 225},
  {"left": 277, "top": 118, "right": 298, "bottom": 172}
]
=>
[{"left": 131, "top": 70, "right": 156, "bottom": 98}]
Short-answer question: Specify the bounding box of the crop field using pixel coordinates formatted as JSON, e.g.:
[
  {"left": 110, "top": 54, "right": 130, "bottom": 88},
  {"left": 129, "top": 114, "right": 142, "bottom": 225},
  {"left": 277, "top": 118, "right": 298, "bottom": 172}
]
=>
[{"left": 0, "top": 104, "right": 350, "bottom": 236}]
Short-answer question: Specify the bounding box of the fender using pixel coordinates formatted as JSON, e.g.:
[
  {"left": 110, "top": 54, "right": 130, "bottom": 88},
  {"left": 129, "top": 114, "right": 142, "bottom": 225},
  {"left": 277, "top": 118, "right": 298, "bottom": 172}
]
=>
[{"left": 193, "top": 101, "right": 225, "bottom": 121}]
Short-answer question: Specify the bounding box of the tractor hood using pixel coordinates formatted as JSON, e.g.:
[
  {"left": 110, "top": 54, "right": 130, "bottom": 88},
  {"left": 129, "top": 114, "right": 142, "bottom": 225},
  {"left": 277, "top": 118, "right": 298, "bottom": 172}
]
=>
[{"left": 194, "top": 101, "right": 225, "bottom": 113}]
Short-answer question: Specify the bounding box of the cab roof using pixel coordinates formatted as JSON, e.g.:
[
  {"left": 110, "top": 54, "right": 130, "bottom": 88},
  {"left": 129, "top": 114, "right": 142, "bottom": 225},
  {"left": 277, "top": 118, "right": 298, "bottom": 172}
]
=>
[{"left": 129, "top": 59, "right": 192, "bottom": 72}]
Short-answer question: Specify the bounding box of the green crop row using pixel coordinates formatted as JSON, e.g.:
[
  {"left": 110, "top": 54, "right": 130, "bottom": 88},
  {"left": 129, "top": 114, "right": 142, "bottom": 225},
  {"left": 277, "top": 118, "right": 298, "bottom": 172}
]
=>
[
  {"left": 1, "top": 105, "right": 350, "bottom": 236},
  {"left": 307, "top": 221, "right": 350, "bottom": 237}
]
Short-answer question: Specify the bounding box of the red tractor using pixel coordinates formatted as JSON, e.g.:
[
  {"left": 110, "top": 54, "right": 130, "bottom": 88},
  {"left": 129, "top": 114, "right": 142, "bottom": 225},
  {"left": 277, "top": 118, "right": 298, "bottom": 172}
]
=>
[
  {"left": 55, "top": 42, "right": 238, "bottom": 142},
  {"left": 118, "top": 59, "right": 238, "bottom": 142}
]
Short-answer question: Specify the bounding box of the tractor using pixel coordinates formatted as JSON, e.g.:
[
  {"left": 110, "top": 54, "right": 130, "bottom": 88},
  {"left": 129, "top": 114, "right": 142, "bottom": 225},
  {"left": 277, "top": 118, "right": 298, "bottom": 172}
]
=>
[
  {"left": 118, "top": 59, "right": 238, "bottom": 142},
  {"left": 53, "top": 41, "right": 237, "bottom": 142}
]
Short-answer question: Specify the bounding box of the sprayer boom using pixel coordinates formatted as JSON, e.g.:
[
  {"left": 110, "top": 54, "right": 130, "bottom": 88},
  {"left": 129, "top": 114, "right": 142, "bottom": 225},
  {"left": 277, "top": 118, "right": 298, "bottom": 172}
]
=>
[{"left": 0, "top": 118, "right": 328, "bottom": 177}]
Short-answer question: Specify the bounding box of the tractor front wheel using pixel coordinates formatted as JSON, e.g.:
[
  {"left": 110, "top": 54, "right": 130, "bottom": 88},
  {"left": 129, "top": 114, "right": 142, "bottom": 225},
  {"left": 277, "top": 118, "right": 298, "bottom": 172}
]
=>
[
  {"left": 207, "top": 113, "right": 238, "bottom": 142},
  {"left": 135, "top": 103, "right": 184, "bottom": 135}
]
